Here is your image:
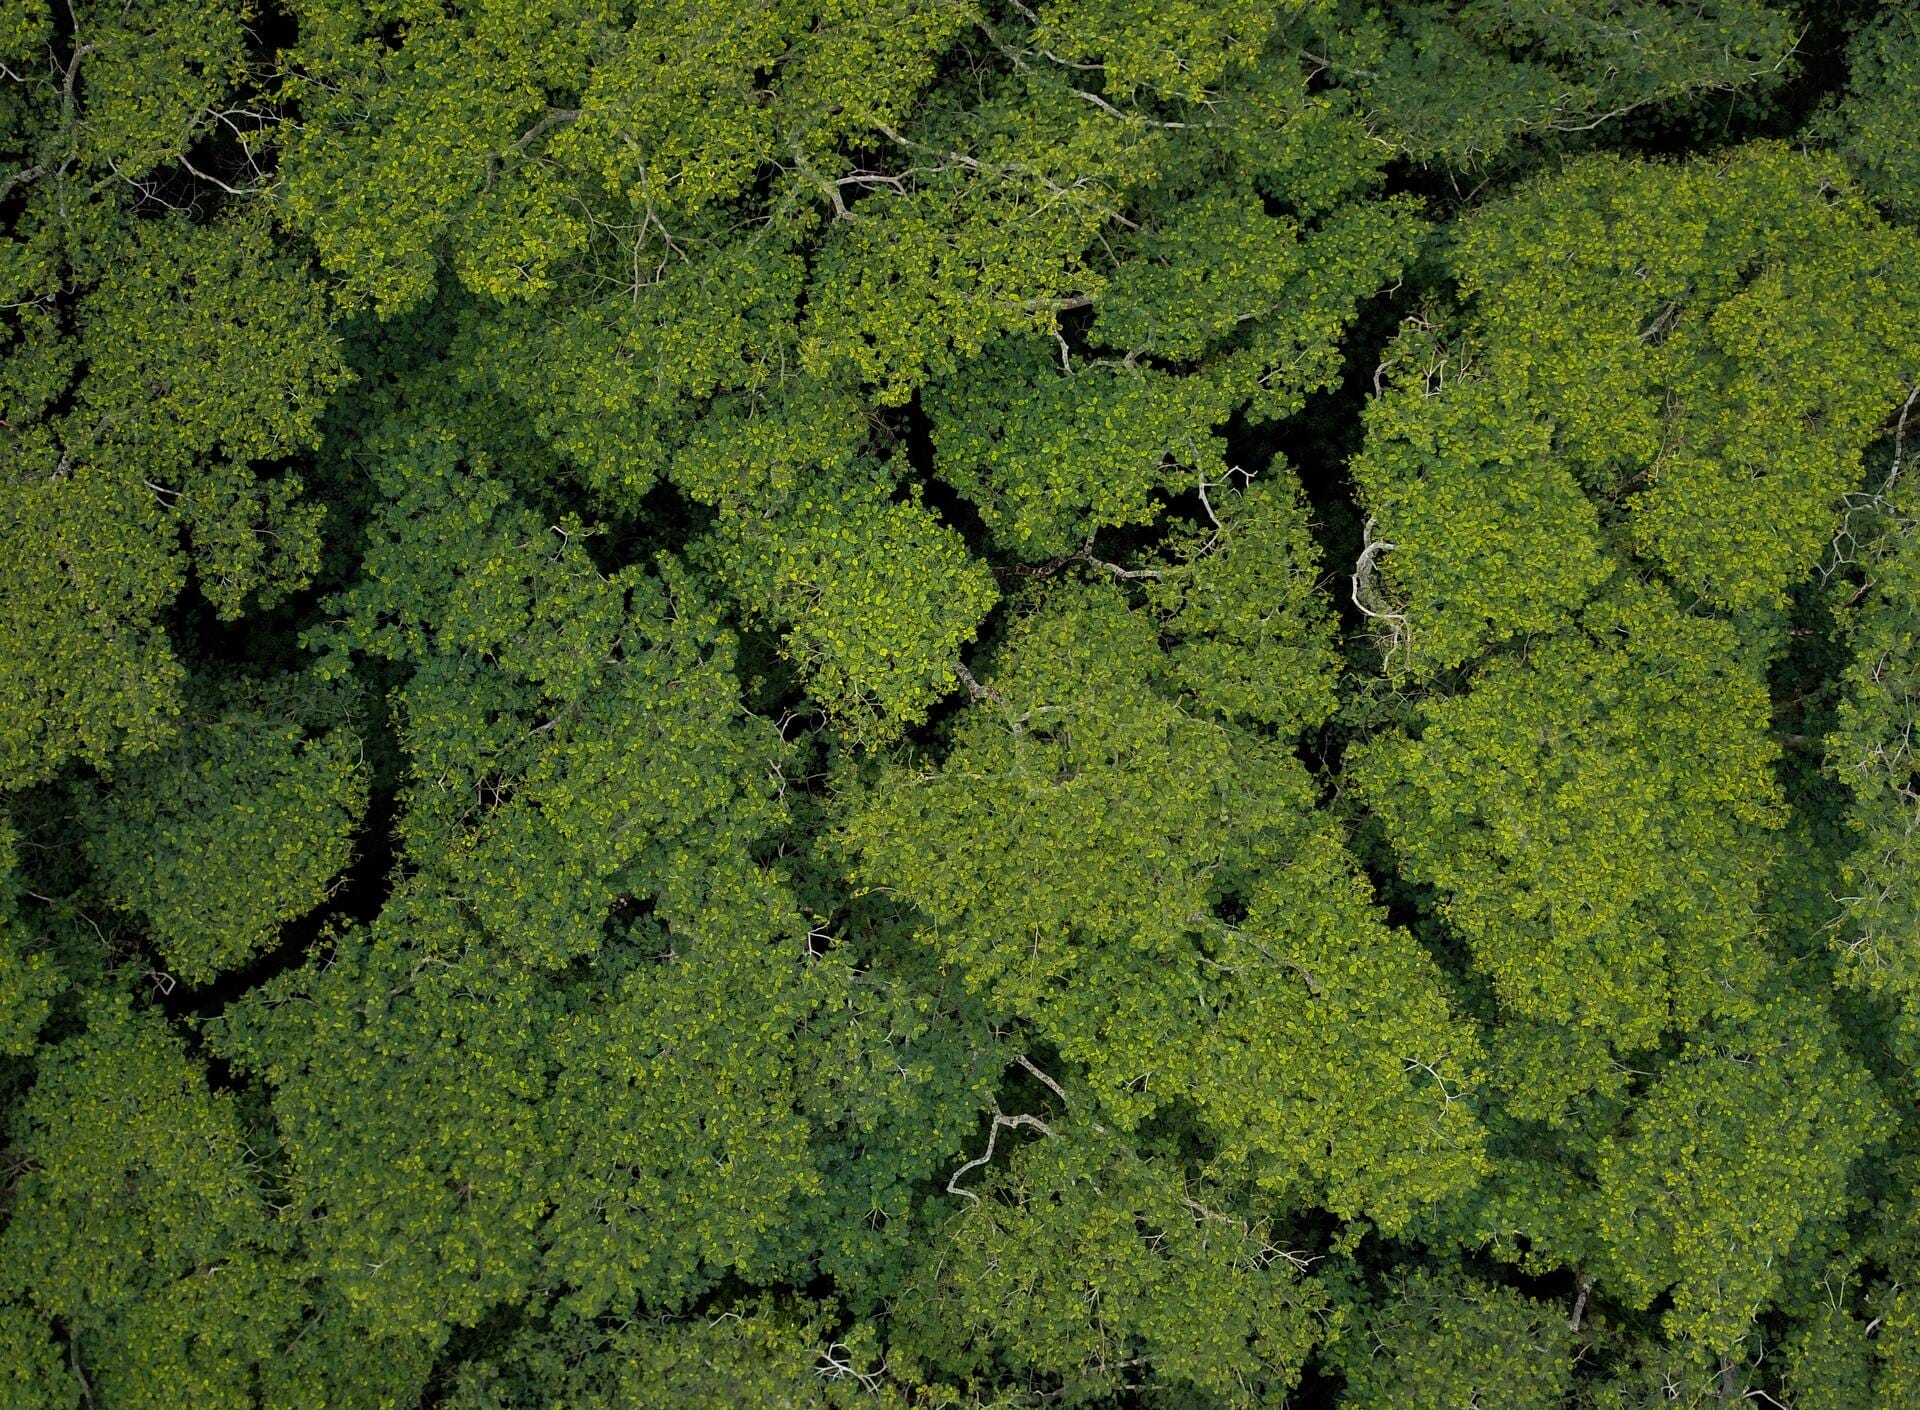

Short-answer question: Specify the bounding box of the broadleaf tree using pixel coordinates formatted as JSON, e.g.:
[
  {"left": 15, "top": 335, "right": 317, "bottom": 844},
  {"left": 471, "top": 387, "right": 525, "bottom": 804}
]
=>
[{"left": 0, "top": 2, "right": 1915, "bottom": 1405}]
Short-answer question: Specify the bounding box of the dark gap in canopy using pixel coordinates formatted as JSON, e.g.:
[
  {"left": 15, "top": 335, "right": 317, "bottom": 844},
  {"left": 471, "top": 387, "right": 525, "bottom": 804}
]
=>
[
  {"left": 889, "top": 388, "right": 998, "bottom": 562},
  {"left": 248, "top": 0, "right": 300, "bottom": 56},
  {"left": 161, "top": 781, "right": 401, "bottom": 1028}
]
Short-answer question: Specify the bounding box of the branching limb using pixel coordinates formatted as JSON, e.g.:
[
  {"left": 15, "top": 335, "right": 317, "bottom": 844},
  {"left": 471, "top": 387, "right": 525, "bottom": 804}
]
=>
[
  {"left": 178, "top": 154, "right": 264, "bottom": 197},
  {"left": 1076, "top": 535, "right": 1162, "bottom": 581},
  {"left": 947, "top": 1110, "right": 1052, "bottom": 1203},
  {"left": 1351, "top": 515, "right": 1409, "bottom": 665}
]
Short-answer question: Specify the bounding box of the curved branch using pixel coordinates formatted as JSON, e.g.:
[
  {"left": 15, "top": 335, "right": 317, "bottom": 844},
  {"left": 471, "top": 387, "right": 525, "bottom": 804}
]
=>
[{"left": 947, "top": 1111, "right": 1052, "bottom": 1203}]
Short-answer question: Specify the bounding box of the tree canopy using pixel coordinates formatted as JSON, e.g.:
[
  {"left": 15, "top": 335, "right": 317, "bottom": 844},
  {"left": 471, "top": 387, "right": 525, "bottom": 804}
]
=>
[{"left": 3, "top": 1, "right": 1919, "bottom": 1406}]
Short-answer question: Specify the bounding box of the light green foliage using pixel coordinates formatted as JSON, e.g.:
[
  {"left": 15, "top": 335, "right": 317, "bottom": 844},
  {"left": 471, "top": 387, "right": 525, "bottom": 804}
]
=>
[
  {"left": 0, "top": 0, "right": 48, "bottom": 70},
  {"left": 1208, "top": 197, "right": 1429, "bottom": 424},
  {"left": 704, "top": 470, "right": 998, "bottom": 738},
  {"left": 893, "top": 1130, "right": 1327, "bottom": 1406},
  {"left": 1592, "top": 994, "right": 1888, "bottom": 1351},
  {"left": 69, "top": 0, "right": 247, "bottom": 173},
  {"left": 6, "top": 1, "right": 1920, "bottom": 1401},
  {"left": 277, "top": 0, "right": 974, "bottom": 320},
  {"left": 277, "top": 3, "right": 552, "bottom": 316},
  {"left": 1309, "top": 0, "right": 1798, "bottom": 165},
  {"left": 0, "top": 223, "right": 180, "bottom": 791},
  {"left": 82, "top": 1250, "right": 302, "bottom": 1410},
  {"left": 473, "top": 272, "right": 998, "bottom": 735},
  {"left": 317, "top": 442, "right": 785, "bottom": 967},
  {"left": 75, "top": 213, "right": 343, "bottom": 618},
  {"left": 549, "top": 3, "right": 795, "bottom": 220},
  {"left": 0, "top": 819, "right": 63, "bottom": 1055},
  {"left": 788, "top": 929, "right": 1002, "bottom": 1304},
  {"left": 1579, "top": 1342, "right": 1734, "bottom": 1409},
  {"left": 447, "top": 1302, "right": 872, "bottom": 1410},
  {"left": 0, "top": 1303, "right": 76, "bottom": 1410},
  {"left": 81, "top": 698, "right": 366, "bottom": 984},
  {"left": 861, "top": 584, "right": 1247, "bottom": 1110},
  {"left": 778, "top": 0, "right": 973, "bottom": 150},
  {"left": 1358, "top": 145, "right": 1920, "bottom": 672},
  {"left": 1354, "top": 587, "right": 1783, "bottom": 1050},
  {"left": 1781, "top": 1298, "right": 1878, "bottom": 1410},
  {"left": 465, "top": 243, "right": 816, "bottom": 502},
  {"left": 665, "top": 375, "right": 872, "bottom": 513},
  {"left": 1067, "top": 52, "right": 1428, "bottom": 431},
  {"left": 210, "top": 893, "right": 558, "bottom": 1340},
  {"left": 1200, "top": 72, "right": 1381, "bottom": 217},
  {"left": 1444, "top": 145, "right": 1920, "bottom": 613},
  {"left": 902, "top": 50, "right": 1422, "bottom": 563},
  {"left": 0, "top": 463, "right": 185, "bottom": 788},
  {"left": 1817, "top": 4, "right": 1920, "bottom": 219},
  {"left": 1826, "top": 475, "right": 1920, "bottom": 1011},
  {"left": 255, "top": 1299, "right": 436, "bottom": 1410},
  {"left": 852, "top": 580, "right": 1484, "bottom": 1223},
  {"left": 1876, "top": 1286, "right": 1920, "bottom": 1409},
  {"left": 1148, "top": 470, "right": 1341, "bottom": 732},
  {"left": 1197, "top": 859, "right": 1488, "bottom": 1227},
  {"left": 224, "top": 435, "right": 835, "bottom": 1338},
  {"left": 1335, "top": 1268, "right": 1573, "bottom": 1410},
  {"left": 1, "top": 208, "right": 342, "bottom": 784},
  {"left": 543, "top": 877, "right": 825, "bottom": 1316},
  {"left": 1032, "top": 0, "right": 1284, "bottom": 101},
  {"left": 473, "top": 278, "right": 994, "bottom": 737},
  {"left": 798, "top": 82, "right": 1156, "bottom": 402},
  {"left": 1772, "top": 1185, "right": 1920, "bottom": 1410},
  {"left": 1350, "top": 330, "right": 1614, "bottom": 673},
  {"left": 1093, "top": 189, "right": 1308, "bottom": 362},
  {"left": 928, "top": 337, "right": 1231, "bottom": 556},
  {"left": 1478, "top": 1019, "right": 1630, "bottom": 1133}
]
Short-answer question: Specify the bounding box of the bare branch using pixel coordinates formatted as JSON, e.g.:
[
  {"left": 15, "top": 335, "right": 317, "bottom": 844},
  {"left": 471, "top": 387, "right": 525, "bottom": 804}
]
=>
[
  {"left": 178, "top": 154, "right": 263, "bottom": 197},
  {"left": 1013, "top": 292, "right": 1095, "bottom": 313},
  {"left": 1352, "top": 515, "right": 1410, "bottom": 666},
  {"left": 1077, "top": 541, "right": 1162, "bottom": 581},
  {"left": 1014, "top": 1054, "right": 1071, "bottom": 1108},
  {"left": 0, "top": 163, "right": 47, "bottom": 202},
  {"left": 947, "top": 1110, "right": 1052, "bottom": 1203},
  {"left": 1069, "top": 87, "right": 1194, "bottom": 129},
  {"left": 513, "top": 107, "right": 580, "bottom": 151},
  {"left": 1569, "top": 1274, "right": 1593, "bottom": 1333},
  {"left": 954, "top": 661, "right": 1001, "bottom": 705}
]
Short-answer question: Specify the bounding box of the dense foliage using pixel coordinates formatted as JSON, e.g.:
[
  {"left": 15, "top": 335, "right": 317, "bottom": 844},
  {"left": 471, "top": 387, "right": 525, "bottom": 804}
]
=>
[{"left": 3, "top": 1, "right": 1919, "bottom": 1405}]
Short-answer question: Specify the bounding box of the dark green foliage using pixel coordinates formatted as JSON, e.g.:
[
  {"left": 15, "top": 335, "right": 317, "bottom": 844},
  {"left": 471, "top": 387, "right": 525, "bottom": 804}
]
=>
[
  {"left": 892, "top": 1130, "right": 1329, "bottom": 1406},
  {"left": 0, "top": 819, "right": 63, "bottom": 1056},
  {"left": 1355, "top": 143, "right": 1920, "bottom": 675},
  {"left": 2, "top": 2, "right": 1917, "bottom": 1405},
  {"left": 1306, "top": 0, "right": 1799, "bottom": 167},
  {"left": 1818, "top": 3, "right": 1920, "bottom": 219},
  {"left": 1332, "top": 1267, "right": 1574, "bottom": 1410},
  {"left": 1588, "top": 993, "right": 1887, "bottom": 1350}
]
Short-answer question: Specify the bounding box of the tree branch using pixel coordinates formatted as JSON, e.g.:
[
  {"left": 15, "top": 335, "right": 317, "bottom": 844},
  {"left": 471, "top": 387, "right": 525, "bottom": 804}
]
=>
[
  {"left": 1014, "top": 1054, "right": 1070, "bottom": 1108},
  {"left": 947, "top": 1110, "right": 1052, "bottom": 1203},
  {"left": 954, "top": 661, "right": 1001, "bottom": 705}
]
